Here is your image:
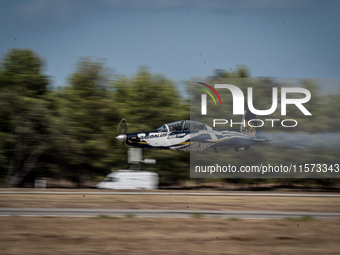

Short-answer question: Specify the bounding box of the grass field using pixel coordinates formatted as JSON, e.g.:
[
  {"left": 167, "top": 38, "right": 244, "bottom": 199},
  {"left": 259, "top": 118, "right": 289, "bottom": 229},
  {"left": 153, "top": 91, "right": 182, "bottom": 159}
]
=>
[
  {"left": 0, "top": 191, "right": 339, "bottom": 212},
  {"left": 1, "top": 190, "right": 339, "bottom": 254},
  {"left": 1, "top": 217, "right": 340, "bottom": 255}
]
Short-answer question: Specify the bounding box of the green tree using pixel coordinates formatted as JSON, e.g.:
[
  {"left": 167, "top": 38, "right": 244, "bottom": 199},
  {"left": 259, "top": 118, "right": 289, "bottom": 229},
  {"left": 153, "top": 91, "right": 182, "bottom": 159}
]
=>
[
  {"left": 113, "top": 67, "right": 190, "bottom": 185},
  {"left": 58, "top": 58, "right": 119, "bottom": 187},
  {"left": 115, "top": 67, "right": 188, "bottom": 131},
  {"left": 0, "top": 49, "right": 55, "bottom": 186},
  {"left": 1, "top": 48, "right": 49, "bottom": 96}
]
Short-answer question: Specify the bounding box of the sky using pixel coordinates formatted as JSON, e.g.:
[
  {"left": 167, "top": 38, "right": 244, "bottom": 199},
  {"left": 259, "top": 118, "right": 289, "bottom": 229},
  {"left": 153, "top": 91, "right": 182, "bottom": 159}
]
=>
[{"left": 1, "top": 0, "right": 340, "bottom": 93}]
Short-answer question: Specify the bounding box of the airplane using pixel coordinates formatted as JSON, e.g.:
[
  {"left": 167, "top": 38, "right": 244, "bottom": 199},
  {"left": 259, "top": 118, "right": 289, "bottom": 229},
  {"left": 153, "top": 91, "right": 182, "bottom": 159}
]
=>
[{"left": 116, "top": 111, "right": 269, "bottom": 152}]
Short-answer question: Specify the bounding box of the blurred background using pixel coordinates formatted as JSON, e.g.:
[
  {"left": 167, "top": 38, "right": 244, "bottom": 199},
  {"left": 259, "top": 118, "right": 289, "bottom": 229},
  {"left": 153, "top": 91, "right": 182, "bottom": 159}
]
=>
[
  {"left": 1, "top": 49, "right": 340, "bottom": 189},
  {"left": 1, "top": 0, "right": 340, "bottom": 189}
]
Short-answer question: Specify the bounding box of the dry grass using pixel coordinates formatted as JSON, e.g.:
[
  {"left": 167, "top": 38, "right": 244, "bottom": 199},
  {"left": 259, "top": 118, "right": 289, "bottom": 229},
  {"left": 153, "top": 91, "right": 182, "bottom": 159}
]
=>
[
  {"left": 1, "top": 190, "right": 340, "bottom": 254},
  {"left": 1, "top": 217, "right": 340, "bottom": 255},
  {"left": 0, "top": 191, "right": 339, "bottom": 212}
]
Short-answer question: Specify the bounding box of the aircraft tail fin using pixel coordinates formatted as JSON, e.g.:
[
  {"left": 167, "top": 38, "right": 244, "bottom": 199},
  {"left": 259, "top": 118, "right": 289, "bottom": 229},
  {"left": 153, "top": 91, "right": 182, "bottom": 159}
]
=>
[{"left": 240, "top": 110, "right": 258, "bottom": 137}]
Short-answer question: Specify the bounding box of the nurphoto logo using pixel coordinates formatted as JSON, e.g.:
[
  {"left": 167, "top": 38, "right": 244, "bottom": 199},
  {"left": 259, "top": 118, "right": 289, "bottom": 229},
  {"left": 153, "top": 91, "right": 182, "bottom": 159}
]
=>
[{"left": 197, "top": 82, "right": 312, "bottom": 128}]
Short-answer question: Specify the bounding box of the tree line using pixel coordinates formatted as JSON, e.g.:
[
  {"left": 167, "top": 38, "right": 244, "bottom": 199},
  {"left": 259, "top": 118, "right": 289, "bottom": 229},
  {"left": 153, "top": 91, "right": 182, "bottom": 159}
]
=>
[{"left": 0, "top": 48, "right": 339, "bottom": 188}]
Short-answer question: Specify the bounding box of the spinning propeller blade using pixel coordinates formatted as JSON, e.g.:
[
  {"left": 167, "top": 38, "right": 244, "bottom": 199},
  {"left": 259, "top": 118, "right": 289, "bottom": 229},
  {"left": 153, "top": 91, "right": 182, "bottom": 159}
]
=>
[{"left": 116, "top": 118, "right": 128, "bottom": 143}]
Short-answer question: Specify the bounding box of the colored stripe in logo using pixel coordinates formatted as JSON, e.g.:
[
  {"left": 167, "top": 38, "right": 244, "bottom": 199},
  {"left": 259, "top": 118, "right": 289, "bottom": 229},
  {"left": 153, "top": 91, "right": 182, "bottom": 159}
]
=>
[
  {"left": 197, "top": 82, "right": 223, "bottom": 106},
  {"left": 197, "top": 87, "right": 217, "bottom": 106}
]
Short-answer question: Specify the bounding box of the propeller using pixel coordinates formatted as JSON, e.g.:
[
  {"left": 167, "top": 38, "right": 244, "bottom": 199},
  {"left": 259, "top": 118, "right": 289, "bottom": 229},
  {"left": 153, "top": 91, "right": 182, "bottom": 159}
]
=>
[{"left": 116, "top": 118, "right": 128, "bottom": 143}]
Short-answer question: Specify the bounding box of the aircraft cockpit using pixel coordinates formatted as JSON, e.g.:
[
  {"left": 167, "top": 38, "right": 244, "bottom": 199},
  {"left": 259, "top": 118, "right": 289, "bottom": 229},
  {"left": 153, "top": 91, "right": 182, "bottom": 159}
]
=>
[{"left": 156, "top": 120, "right": 209, "bottom": 133}]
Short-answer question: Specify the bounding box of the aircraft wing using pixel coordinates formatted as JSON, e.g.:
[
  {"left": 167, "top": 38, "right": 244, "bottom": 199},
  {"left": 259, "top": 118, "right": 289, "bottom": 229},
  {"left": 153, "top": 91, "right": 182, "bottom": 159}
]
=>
[{"left": 252, "top": 138, "right": 271, "bottom": 142}]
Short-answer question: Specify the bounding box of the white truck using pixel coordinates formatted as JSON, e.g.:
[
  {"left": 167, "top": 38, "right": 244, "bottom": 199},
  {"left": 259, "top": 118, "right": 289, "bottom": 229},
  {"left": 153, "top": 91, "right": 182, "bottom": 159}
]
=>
[{"left": 96, "top": 170, "right": 158, "bottom": 190}]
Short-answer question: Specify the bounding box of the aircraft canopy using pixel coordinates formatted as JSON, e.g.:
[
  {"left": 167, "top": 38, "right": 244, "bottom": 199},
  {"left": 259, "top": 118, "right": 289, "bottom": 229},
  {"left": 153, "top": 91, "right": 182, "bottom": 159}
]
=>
[{"left": 156, "top": 120, "right": 209, "bottom": 132}]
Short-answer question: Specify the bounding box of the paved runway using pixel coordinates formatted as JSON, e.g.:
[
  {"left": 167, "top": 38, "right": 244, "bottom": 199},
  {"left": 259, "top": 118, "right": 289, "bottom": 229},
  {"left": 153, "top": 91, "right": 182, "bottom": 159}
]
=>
[
  {"left": 1, "top": 190, "right": 339, "bottom": 219},
  {"left": 1, "top": 208, "right": 339, "bottom": 219},
  {"left": 1, "top": 191, "right": 340, "bottom": 197}
]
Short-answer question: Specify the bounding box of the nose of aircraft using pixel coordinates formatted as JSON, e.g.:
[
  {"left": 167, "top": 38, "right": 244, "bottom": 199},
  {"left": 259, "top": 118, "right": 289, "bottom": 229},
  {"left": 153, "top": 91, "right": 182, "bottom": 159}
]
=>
[{"left": 116, "top": 134, "right": 127, "bottom": 142}]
